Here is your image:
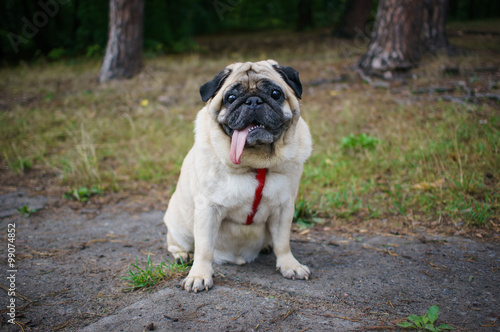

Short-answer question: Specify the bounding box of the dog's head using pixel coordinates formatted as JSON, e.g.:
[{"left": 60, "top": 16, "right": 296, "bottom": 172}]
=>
[{"left": 199, "top": 60, "right": 302, "bottom": 165}]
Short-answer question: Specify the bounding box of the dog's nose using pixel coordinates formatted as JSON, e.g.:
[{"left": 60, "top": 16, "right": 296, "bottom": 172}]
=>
[{"left": 245, "top": 96, "right": 264, "bottom": 106}]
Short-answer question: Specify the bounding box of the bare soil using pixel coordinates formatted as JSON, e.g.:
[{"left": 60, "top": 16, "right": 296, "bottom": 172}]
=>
[{"left": 0, "top": 184, "right": 498, "bottom": 332}]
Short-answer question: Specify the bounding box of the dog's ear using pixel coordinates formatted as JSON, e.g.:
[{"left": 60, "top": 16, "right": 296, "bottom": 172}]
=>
[
  {"left": 273, "top": 65, "right": 302, "bottom": 99},
  {"left": 199, "top": 68, "right": 232, "bottom": 102}
]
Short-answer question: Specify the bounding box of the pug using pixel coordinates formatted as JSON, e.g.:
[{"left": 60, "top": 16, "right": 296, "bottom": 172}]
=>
[{"left": 164, "top": 60, "right": 312, "bottom": 292}]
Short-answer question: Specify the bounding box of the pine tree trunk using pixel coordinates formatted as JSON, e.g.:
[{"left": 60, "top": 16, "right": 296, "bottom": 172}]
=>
[
  {"left": 358, "top": 0, "right": 452, "bottom": 78},
  {"left": 335, "top": 0, "right": 374, "bottom": 39},
  {"left": 99, "top": 0, "right": 144, "bottom": 83},
  {"left": 423, "top": 0, "right": 450, "bottom": 54},
  {"left": 358, "top": 0, "right": 424, "bottom": 78}
]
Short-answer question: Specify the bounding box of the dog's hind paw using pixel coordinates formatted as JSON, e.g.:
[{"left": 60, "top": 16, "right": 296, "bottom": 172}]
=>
[{"left": 172, "top": 251, "right": 191, "bottom": 265}]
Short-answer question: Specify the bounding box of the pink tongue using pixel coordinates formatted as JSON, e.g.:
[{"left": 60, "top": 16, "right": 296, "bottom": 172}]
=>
[{"left": 230, "top": 127, "right": 250, "bottom": 164}]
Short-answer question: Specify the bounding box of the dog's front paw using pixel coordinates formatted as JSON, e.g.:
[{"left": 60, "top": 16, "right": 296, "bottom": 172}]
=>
[
  {"left": 181, "top": 275, "right": 213, "bottom": 293},
  {"left": 181, "top": 264, "right": 214, "bottom": 293},
  {"left": 277, "top": 256, "right": 311, "bottom": 280}
]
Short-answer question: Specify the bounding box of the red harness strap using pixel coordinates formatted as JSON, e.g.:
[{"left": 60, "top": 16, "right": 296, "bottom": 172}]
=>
[{"left": 245, "top": 168, "right": 267, "bottom": 225}]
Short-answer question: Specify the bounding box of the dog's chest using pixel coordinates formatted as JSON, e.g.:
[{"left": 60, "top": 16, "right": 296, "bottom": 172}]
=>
[{"left": 208, "top": 171, "right": 293, "bottom": 224}]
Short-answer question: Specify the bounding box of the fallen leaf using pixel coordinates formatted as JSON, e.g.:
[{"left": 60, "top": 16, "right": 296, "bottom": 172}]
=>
[
  {"left": 412, "top": 179, "right": 445, "bottom": 190},
  {"left": 298, "top": 229, "right": 310, "bottom": 235}
]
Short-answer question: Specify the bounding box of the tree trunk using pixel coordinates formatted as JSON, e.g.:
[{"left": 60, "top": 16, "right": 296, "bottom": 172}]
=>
[
  {"left": 358, "top": 0, "right": 452, "bottom": 78},
  {"left": 296, "top": 0, "right": 313, "bottom": 31},
  {"left": 423, "top": 0, "right": 449, "bottom": 54},
  {"left": 334, "top": 0, "right": 374, "bottom": 39},
  {"left": 99, "top": 0, "right": 144, "bottom": 83}
]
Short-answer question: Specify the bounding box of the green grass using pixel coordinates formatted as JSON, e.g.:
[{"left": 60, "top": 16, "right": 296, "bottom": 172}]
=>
[
  {"left": 300, "top": 101, "right": 499, "bottom": 228},
  {"left": 17, "top": 205, "right": 38, "bottom": 217},
  {"left": 5, "top": 143, "right": 32, "bottom": 173},
  {"left": 121, "top": 255, "right": 190, "bottom": 292},
  {"left": 0, "top": 27, "right": 498, "bottom": 231},
  {"left": 340, "top": 133, "right": 380, "bottom": 151},
  {"left": 63, "top": 186, "right": 103, "bottom": 202},
  {"left": 293, "top": 198, "right": 322, "bottom": 229}
]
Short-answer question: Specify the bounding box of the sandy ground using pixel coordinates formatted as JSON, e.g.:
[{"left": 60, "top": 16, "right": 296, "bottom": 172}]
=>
[{"left": 0, "top": 190, "right": 499, "bottom": 331}]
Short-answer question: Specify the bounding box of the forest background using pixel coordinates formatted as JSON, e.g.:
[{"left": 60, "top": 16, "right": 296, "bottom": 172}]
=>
[{"left": 2, "top": 0, "right": 500, "bottom": 62}]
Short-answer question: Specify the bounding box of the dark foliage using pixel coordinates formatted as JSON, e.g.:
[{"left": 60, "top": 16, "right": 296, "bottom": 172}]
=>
[{"left": 0, "top": 0, "right": 498, "bottom": 63}]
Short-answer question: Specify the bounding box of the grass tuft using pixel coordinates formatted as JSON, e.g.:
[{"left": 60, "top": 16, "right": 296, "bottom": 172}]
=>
[
  {"left": 294, "top": 198, "right": 322, "bottom": 228},
  {"left": 340, "top": 133, "right": 380, "bottom": 151},
  {"left": 17, "top": 205, "right": 38, "bottom": 217},
  {"left": 63, "top": 186, "right": 103, "bottom": 202},
  {"left": 121, "top": 255, "right": 190, "bottom": 292}
]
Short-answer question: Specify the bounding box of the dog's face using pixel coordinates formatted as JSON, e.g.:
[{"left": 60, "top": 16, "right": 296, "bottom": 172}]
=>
[{"left": 199, "top": 60, "right": 302, "bottom": 164}]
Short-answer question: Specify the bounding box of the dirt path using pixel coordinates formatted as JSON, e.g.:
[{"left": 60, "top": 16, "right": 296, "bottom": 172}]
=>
[{"left": 1, "top": 190, "right": 498, "bottom": 331}]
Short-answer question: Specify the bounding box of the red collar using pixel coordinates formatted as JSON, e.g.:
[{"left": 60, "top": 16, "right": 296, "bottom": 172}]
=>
[{"left": 245, "top": 168, "right": 267, "bottom": 225}]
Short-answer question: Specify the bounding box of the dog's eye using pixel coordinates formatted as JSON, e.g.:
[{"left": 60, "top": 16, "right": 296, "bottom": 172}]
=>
[
  {"left": 227, "top": 94, "right": 237, "bottom": 104},
  {"left": 271, "top": 90, "right": 282, "bottom": 100}
]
